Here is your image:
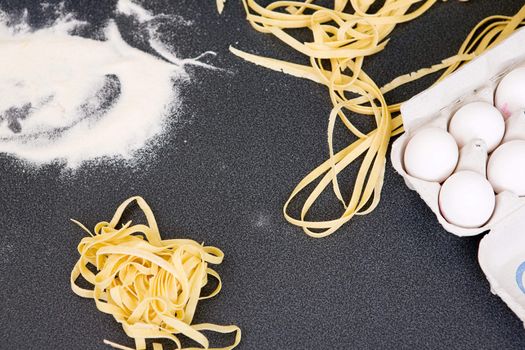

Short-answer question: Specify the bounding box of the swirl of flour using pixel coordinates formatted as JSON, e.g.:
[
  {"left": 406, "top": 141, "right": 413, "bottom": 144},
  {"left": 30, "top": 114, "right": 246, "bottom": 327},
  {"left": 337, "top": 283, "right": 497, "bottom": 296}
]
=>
[{"left": 0, "top": 12, "right": 191, "bottom": 166}]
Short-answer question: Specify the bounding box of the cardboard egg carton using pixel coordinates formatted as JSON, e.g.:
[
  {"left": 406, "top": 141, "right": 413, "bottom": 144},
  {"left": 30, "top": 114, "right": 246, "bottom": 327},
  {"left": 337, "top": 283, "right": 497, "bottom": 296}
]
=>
[
  {"left": 478, "top": 204, "right": 525, "bottom": 326},
  {"left": 391, "top": 27, "right": 525, "bottom": 327},
  {"left": 391, "top": 27, "right": 525, "bottom": 237}
]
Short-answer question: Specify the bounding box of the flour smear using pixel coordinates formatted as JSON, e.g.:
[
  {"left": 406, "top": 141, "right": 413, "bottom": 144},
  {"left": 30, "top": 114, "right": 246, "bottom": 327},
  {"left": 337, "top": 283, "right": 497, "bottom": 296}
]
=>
[{"left": 0, "top": 1, "right": 210, "bottom": 167}]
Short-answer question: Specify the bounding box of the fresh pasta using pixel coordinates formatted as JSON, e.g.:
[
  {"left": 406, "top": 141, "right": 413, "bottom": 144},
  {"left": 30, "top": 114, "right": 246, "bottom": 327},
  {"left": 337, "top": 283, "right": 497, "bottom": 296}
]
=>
[
  {"left": 217, "top": 0, "right": 226, "bottom": 14},
  {"left": 71, "top": 196, "right": 241, "bottom": 350},
  {"left": 232, "top": 0, "right": 525, "bottom": 238}
]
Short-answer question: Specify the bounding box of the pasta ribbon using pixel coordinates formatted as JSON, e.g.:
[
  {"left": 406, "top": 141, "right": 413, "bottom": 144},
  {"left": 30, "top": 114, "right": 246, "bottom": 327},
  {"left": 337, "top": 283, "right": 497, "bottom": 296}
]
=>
[
  {"left": 71, "top": 196, "right": 241, "bottom": 350},
  {"left": 232, "top": 0, "right": 525, "bottom": 237},
  {"left": 217, "top": 0, "right": 226, "bottom": 14}
]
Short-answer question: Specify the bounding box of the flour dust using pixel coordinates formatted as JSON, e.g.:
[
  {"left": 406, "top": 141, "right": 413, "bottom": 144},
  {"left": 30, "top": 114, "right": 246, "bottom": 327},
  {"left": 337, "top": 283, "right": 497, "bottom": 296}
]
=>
[{"left": 0, "top": 1, "right": 214, "bottom": 168}]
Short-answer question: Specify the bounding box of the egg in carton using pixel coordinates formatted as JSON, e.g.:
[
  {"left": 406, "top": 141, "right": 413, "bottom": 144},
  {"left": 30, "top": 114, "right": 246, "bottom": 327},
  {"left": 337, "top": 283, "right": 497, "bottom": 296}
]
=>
[
  {"left": 391, "top": 27, "right": 525, "bottom": 326},
  {"left": 391, "top": 27, "right": 525, "bottom": 237}
]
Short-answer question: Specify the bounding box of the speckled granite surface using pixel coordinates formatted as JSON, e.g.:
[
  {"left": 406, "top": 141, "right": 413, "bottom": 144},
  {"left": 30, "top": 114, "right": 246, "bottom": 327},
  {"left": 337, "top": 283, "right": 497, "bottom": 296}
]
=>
[{"left": 1, "top": 0, "right": 525, "bottom": 349}]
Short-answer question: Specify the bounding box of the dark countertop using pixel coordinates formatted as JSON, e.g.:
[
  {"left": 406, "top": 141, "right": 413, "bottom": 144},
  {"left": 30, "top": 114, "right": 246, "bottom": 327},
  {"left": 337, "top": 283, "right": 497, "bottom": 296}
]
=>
[{"left": 1, "top": 0, "right": 525, "bottom": 349}]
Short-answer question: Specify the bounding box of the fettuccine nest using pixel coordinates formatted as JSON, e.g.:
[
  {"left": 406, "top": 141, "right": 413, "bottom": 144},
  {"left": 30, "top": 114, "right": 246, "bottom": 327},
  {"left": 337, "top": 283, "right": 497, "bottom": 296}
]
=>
[{"left": 71, "top": 197, "right": 241, "bottom": 350}]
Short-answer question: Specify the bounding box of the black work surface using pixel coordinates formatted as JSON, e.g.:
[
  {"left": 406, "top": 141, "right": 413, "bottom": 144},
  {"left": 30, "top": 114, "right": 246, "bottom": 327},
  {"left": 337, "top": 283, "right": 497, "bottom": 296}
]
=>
[{"left": 1, "top": 0, "right": 525, "bottom": 349}]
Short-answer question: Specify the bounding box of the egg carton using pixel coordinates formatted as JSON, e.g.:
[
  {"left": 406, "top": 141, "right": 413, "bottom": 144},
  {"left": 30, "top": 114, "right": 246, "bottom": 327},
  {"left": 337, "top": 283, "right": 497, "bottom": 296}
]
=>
[
  {"left": 391, "top": 27, "right": 525, "bottom": 237},
  {"left": 391, "top": 27, "right": 525, "bottom": 326},
  {"left": 478, "top": 204, "right": 525, "bottom": 326}
]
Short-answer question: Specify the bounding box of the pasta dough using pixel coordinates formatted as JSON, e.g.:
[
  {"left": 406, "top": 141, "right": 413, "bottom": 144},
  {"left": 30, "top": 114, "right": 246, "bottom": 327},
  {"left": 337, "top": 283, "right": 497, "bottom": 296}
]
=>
[
  {"left": 232, "top": 0, "right": 525, "bottom": 237},
  {"left": 71, "top": 197, "right": 241, "bottom": 350}
]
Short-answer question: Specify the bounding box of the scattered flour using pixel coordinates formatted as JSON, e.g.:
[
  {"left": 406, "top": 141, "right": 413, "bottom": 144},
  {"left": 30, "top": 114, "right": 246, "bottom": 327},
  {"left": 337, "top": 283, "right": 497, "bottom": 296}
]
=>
[
  {"left": 115, "top": 0, "right": 207, "bottom": 69},
  {"left": 117, "top": 0, "right": 154, "bottom": 22},
  {"left": 0, "top": 1, "right": 211, "bottom": 167}
]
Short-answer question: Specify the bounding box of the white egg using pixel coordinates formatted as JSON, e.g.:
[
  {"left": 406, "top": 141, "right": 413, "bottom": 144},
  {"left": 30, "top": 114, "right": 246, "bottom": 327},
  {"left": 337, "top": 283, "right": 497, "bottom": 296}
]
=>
[
  {"left": 404, "top": 127, "right": 458, "bottom": 183},
  {"left": 439, "top": 170, "right": 495, "bottom": 228},
  {"left": 503, "top": 109, "right": 525, "bottom": 143},
  {"left": 495, "top": 67, "right": 525, "bottom": 119},
  {"left": 487, "top": 140, "right": 525, "bottom": 195},
  {"left": 448, "top": 102, "right": 504, "bottom": 152}
]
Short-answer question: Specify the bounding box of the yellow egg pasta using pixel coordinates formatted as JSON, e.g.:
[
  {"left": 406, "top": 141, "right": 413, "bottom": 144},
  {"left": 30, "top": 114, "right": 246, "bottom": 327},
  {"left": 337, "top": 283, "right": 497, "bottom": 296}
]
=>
[
  {"left": 232, "top": 0, "right": 525, "bottom": 238},
  {"left": 217, "top": 0, "right": 226, "bottom": 14},
  {"left": 71, "top": 196, "right": 241, "bottom": 350}
]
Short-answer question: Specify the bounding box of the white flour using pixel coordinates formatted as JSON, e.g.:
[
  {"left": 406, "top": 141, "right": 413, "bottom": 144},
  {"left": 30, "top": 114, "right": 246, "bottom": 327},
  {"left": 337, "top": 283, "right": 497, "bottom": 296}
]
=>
[
  {"left": 0, "top": 2, "right": 207, "bottom": 167},
  {"left": 117, "top": 0, "right": 154, "bottom": 22}
]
